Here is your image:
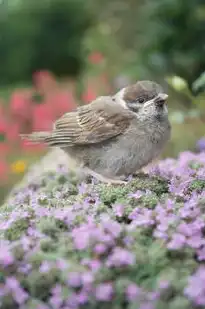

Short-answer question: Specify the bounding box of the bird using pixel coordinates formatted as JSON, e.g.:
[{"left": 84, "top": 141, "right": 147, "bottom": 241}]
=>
[{"left": 21, "top": 80, "right": 171, "bottom": 185}]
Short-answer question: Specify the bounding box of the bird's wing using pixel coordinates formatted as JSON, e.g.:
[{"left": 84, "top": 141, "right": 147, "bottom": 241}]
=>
[{"left": 45, "top": 96, "right": 135, "bottom": 147}]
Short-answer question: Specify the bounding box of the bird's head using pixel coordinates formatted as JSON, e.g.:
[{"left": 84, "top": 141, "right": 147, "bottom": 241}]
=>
[{"left": 113, "top": 80, "right": 169, "bottom": 119}]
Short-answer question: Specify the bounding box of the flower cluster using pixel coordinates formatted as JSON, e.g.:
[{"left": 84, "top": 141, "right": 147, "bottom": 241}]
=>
[{"left": 0, "top": 148, "right": 204, "bottom": 309}]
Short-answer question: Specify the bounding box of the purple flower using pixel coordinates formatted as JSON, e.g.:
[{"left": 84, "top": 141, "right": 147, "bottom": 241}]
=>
[
  {"left": 81, "top": 272, "right": 94, "bottom": 286},
  {"left": 106, "top": 247, "right": 135, "bottom": 267},
  {"left": 197, "top": 246, "right": 205, "bottom": 261},
  {"left": 102, "top": 219, "right": 122, "bottom": 238},
  {"left": 18, "top": 263, "right": 32, "bottom": 274},
  {"left": 167, "top": 233, "right": 186, "bottom": 250},
  {"left": 184, "top": 266, "right": 205, "bottom": 305},
  {"left": 76, "top": 291, "right": 88, "bottom": 304},
  {"left": 126, "top": 283, "right": 142, "bottom": 301},
  {"left": 88, "top": 259, "right": 102, "bottom": 272},
  {"left": 0, "top": 245, "right": 14, "bottom": 266},
  {"left": 94, "top": 243, "right": 107, "bottom": 255},
  {"left": 196, "top": 137, "right": 205, "bottom": 152},
  {"left": 95, "top": 283, "right": 113, "bottom": 301},
  {"left": 49, "top": 295, "right": 63, "bottom": 309},
  {"left": 139, "top": 303, "right": 155, "bottom": 309},
  {"left": 187, "top": 235, "right": 205, "bottom": 249},
  {"left": 158, "top": 280, "right": 170, "bottom": 290},
  {"left": 72, "top": 228, "right": 89, "bottom": 250},
  {"left": 129, "top": 208, "right": 155, "bottom": 227},
  {"left": 39, "top": 261, "right": 52, "bottom": 273},
  {"left": 51, "top": 284, "right": 63, "bottom": 295},
  {"left": 67, "top": 272, "right": 82, "bottom": 288},
  {"left": 56, "top": 259, "right": 69, "bottom": 270},
  {"left": 78, "top": 182, "right": 88, "bottom": 194},
  {"left": 5, "top": 277, "right": 19, "bottom": 289},
  {"left": 128, "top": 190, "right": 144, "bottom": 199},
  {"left": 113, "top": 204, "right": 125, "bottom": 217},
  {"left": 6, "top": 277, "right": 28, "bottom": 305},
  {"left": 13, "top": 288, "right": 28, "bottom": 305}
]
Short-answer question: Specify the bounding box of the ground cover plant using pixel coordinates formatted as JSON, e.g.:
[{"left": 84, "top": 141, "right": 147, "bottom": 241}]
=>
[{"left": 0, "top": 148, "right": 205, "bottom": 309}]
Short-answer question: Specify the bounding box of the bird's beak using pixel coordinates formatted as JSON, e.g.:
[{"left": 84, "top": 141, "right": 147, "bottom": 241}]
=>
[{"left": 154, "top": 93, "right": 168, "bottom": 106}]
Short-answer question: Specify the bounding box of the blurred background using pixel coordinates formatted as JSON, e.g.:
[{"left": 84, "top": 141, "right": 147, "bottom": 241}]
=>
[{"left": 0, "top": 0, "right": 205, "bottom": 202}]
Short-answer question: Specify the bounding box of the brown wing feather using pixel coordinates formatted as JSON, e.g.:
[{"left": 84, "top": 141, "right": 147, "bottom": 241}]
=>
[{"left": 45, "top": 96, "right": 135, "bottom": 147}]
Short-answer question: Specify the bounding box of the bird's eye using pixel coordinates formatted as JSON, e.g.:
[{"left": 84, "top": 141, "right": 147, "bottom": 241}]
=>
[{"left": 138, "top": 97, "right": 145, "bottom": 104}]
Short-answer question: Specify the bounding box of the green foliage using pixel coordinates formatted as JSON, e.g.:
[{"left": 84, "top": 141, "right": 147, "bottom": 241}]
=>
[
  {"left": 118, "top": 0, "right": 205, "bottom": 86},
  {"left": 0, "top": 0, "right": 93, "bottom": 85},
  {"left": 96, "top": 174, "right": 169, "bottom": 207},
  {"left": 192, "top": 71, "right": 205, "bottom": 94},
  {"left": 189, "top": 179, "right": 205, "bottom": 193},
  {"left": 4, "top": 217, "right": 30, "bottom": 241},
  {"left": 37, "top": 217, "right": 68, "bottom": 238}
]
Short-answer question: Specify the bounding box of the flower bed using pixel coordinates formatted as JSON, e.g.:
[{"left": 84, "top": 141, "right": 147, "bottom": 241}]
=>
[{"left": 0, "top": 150, "right": 205, "bottom": 308}]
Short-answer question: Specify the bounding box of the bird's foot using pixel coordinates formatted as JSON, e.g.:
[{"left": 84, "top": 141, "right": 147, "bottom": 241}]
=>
[
  {"left": 106, "top": 178, "right": 127, "bottom": 186},
  {"left": 83, "top": 168, "right": 127, "bottom": 186}
]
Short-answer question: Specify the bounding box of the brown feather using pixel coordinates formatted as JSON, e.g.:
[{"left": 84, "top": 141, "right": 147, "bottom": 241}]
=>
[{"left": 49, "top": 96, "right": 135, "bottom": 147}]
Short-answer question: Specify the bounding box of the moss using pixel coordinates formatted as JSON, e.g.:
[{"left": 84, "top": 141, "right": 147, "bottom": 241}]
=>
[
  {"left": 26, "top": 268, "right": 60, "bottom": 300},
  {"left": 188, "top": 160, "right": 204, "bottom": 170},
  {"left": 189, "top": 179, "right": 205, "bottom": 193},
  {"left": 167, "top": 297, "right": 192, "bottom": 309},
  {"left": 129, "top": 193, "right": 158, "bottom": 209},
  {"left": 37, "top": 217, "right": 68, "bottom": 238},
  {"left": 0, "top": 295, "right": 17, "bottom": 309},
  {"left": 73, "top": 214, "right": 86, "bottom": 226},
  {"left": 12, "top": 243, "right": 26, "bottom": 261},
  {"left": 40, "top": 238, "right": 58, "bottom": 252},
  {"left": 96, "top": 173, "right": 169, "bottom": 207},
  {"left": 4, "top": 217, "right": 30, "bottom": 241},
  {"left": 140, "top": 194, "right": 158, "bottom": 208}
]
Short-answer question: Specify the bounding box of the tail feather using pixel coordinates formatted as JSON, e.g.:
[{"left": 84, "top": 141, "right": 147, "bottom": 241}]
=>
[{"left": 20, "top": 131, "right": 51, "bottom": 143}]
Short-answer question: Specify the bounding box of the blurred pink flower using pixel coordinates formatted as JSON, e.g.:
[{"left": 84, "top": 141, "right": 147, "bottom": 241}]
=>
[
  {"left": 88, "top": 52, "right": 104, "bottom": 64},
  {"left": 10, "top": 89, "right": 32, "bottom": 120},
  {"left": 82, "top": 84, "right": 97, "bottom": 103},
  {"left": 32, "top": 103, "right": 54, "bottom": 131},
  {"left": 33, "top": 70, "right": 57, "bottom": 93}
]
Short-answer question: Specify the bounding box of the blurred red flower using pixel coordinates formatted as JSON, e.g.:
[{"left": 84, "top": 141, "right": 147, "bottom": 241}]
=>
[
  {"left": 10, "top": 90, "right": 32, "bottom": 120},
  {"left": 20, "top": 139, "right": 46, "bottom": 153},
  {"left": 33, "top": 70, "right": 57, "bottom": 93},
  {"left": 32, "top": 103, "right": 54, "bottom": 132},
  {"left": 82, "top": 84, "right": 98, "bottom": 103},
  {"left": 88, "top": 52, "right": 104, "bottom": 64},
  {"left": 7, "top": 123, "right": 20, "bottom": 143},
  {"left": 48, "top": 91, "right": 77, "bottom": 118}
]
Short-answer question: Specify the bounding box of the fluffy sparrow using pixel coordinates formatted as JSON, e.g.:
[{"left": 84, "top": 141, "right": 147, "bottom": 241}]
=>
[{"left": 21, "top": 80, "right": 171, "bottom": 184}]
